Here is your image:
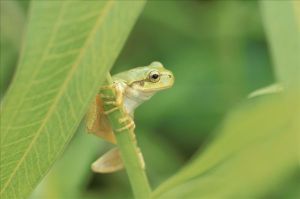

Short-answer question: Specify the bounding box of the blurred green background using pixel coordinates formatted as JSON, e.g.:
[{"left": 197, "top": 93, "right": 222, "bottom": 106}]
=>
[{"left": 2, "top": 0, "right": 298, "bottom": 199}]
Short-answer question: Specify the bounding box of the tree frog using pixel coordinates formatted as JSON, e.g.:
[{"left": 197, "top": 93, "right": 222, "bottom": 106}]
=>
[{"left": 86, "top": 61, "right": 174, "bottom": 173}]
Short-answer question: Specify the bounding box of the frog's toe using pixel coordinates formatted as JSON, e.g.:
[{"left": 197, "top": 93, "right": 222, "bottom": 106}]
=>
[
  {"left": 91, "top": 147, "right": 124, "bottom": 173},
  {"left": 137, "top": 147, "right": 145, "bottom": 169},
  {"left": 100, "top": 94, "right": 115, "bottom": 100},
  {"left": 115, "top": 121, "right": 135, "bottom": 132},
  {"left": 103, "top": 101, "right": 117, "bottom": 105},
  {"left": 103, "top": 106, "right": 119, "bottom": 115},
  {"left": 115, "top": 116, "right": 135, "bottom": 132}
]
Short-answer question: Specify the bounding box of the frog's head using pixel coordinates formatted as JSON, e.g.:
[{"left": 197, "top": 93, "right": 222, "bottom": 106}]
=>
[{"left": 127, "top": 61, "right": 174, "bottom": 93}]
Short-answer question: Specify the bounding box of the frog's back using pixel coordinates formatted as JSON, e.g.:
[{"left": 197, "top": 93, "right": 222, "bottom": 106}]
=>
[
  {"left": 86, "top": 94, "right": 116, "bottom": 143},
  {"left": 112, "top": 66, "right": 153, "bottom": 84}
]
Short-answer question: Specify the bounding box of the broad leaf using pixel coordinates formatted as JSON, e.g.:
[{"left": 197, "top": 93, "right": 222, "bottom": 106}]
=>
[
  {"left": 30, "top": 124, "right": 102, "bottom": 199},
  {"left": 153, "top": 2, "right": 300, "bottom": 198},
  {"left": 153, "top": 93, "right": 299, "bottom": 198},
  {"left": 0, "top": 1, "right": 145, "bottom": 198}
]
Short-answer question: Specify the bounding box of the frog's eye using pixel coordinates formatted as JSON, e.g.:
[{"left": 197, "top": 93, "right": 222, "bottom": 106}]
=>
[{"left": 148, "top": 70, "right": 160, "bottom": 82}]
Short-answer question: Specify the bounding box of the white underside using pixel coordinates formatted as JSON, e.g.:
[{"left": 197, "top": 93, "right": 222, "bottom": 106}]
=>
[{"left": 123, "top": 86, "right": 155, "bottom": 117}]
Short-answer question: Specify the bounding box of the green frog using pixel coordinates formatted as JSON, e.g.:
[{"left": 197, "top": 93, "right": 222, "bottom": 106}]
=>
[{"left": 86, "top": 61, "right": 174, "bottom": 173}]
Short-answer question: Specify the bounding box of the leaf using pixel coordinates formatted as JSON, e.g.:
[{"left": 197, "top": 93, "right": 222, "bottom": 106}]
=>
[
  {"left": 260, "top": 0, "right": 300, "bottom": 86},
  {"left": 247, "top": 83, "right": 283, "bottom": 98},
  {"left": 101, "top": 75, "right": 151, "bottom": 199},
  {"left": 138, "top": 128, "right": 184, "bottom": 186},
  {"left": 151, "top": 2, "right": 300, "bottom": 198},
  {"left": 0, "top": 1, "right": 145, "bottom": 198},
  {"left": 30, "top": 124, "right": 102, "bottom": 199},
  {"left": 153, "top": 93, "right": 300, "bottom": 199},
  {"left": 0, "top": 0, "right": 25, "bottom": 99}
]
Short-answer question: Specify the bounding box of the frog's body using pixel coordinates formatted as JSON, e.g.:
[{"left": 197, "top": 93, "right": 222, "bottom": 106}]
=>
[{"left": 86, "top": 62, "right": 174, "bottom": 173}]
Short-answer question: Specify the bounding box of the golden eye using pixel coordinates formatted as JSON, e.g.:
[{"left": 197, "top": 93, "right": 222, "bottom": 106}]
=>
[{"left": 148, "top": 70, "right": 160, "bottom": 82}]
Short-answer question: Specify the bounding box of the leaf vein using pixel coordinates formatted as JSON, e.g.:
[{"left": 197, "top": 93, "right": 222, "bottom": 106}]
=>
[{"left": 1, "top": 0, "right": 116, "bottom": 195}]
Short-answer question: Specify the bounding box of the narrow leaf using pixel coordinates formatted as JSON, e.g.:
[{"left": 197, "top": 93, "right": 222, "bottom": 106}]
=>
[
  {"left": 0, "top": 0, "right": 25, "bottom": 98},
  {"left": 260, "top": 0, "right": 300, "bottom": 86}
]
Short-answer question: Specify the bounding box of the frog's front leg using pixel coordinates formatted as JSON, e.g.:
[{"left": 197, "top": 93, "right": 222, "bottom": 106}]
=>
[
  {"left": 100, "top": 82, "right": 136, "bottom": 135},
  {"left": 100, "top": 83, "right": 123, "bottom": 114}
]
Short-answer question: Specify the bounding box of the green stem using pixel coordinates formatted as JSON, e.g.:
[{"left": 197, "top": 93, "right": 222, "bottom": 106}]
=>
[{"left": 102, "top": 74, "right": 151, "bottom": 199}]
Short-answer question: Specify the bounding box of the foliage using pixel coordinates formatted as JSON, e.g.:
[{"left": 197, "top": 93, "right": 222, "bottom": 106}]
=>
[
  {"left": 0, "top": 0, "right": 299, "bottom": 199},
  {"left": 0, "top": 1, "right": 145, "bottom": 198}
]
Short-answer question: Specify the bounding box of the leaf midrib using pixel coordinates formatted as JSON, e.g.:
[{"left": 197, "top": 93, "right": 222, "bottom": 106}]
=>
[{"left": 1, "top": 0, "right": 115, "bottom": 194}]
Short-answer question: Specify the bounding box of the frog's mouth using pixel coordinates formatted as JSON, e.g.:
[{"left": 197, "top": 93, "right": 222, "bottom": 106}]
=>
[
  {"left": 130, "top": 73, "right": 174, "bottom": 93},
  {"left": 160, "top": 72, "right": 174, "bottom": 87}
]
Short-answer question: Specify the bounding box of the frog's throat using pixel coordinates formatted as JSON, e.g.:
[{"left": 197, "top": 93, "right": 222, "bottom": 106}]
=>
[{"left": 123, "top": 87, "right": 156, "bottom": 116}]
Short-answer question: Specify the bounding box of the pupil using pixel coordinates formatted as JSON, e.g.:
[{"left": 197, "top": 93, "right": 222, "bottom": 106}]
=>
[{"left": 152, "top": 74, "right": 158, "bottom": 79}]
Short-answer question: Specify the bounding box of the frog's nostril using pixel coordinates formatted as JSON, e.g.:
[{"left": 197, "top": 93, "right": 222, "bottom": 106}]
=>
[{"left": 168, "top": 74, "right": 172, "bottom": 78}]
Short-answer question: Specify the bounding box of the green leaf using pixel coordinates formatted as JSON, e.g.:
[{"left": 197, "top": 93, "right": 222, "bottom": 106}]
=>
[
  {"left": 101, "top": 75, "right": 151, "bottom": 199},
  {"left": 30, "top": 124, "right": 102, "bottom": 199},
  {"left": 0, "top": 0, "right": 25, "bottom": 98},
  {"left": 138, "top": 128, "right": 184, "bottom": 186},
  {"left": 260, "top": 0, "right": 300, "bottom": 86},
  {"left": 153, "top": 93, "right": 299, "bottom": 198},
  {"left": 0, "top": 1, "right": 145, "bottom": 198},
  {"left": 151, "top": 2, "right": 300, "bottom": 198}
]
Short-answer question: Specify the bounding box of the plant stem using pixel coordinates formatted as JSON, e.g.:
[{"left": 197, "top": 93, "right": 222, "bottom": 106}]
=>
[{"left": 101, "top": 74, "right": 151, "bottom": 199}]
